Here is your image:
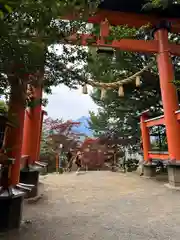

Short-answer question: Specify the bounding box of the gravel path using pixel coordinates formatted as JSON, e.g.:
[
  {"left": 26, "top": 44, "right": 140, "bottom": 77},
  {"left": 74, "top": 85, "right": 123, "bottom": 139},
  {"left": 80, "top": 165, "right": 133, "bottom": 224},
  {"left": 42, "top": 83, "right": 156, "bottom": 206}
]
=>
[{"left": 2, "top": 171, "right": 180, "bottom": 240}]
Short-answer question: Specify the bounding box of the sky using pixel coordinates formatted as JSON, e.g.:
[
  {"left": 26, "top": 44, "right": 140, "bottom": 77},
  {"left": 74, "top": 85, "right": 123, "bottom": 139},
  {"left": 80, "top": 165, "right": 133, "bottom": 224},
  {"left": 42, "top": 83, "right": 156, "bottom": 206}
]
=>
[{"left": 44, "top": 84, "right": 98, "bottom": 120}]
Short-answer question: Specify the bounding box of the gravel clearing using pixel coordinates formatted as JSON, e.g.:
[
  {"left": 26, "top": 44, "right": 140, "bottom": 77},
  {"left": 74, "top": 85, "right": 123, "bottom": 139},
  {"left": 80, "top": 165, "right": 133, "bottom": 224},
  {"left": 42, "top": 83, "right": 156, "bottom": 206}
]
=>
[{"left": 2, "top": 171, "right": 180, "bottom": 240}]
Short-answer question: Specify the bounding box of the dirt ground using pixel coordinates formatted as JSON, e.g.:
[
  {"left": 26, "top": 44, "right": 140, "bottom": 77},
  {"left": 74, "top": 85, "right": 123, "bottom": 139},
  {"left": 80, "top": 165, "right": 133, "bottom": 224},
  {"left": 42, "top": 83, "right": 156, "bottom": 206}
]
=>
[{"left": 2, "top": 171, "right": 180, "bottom": 240}]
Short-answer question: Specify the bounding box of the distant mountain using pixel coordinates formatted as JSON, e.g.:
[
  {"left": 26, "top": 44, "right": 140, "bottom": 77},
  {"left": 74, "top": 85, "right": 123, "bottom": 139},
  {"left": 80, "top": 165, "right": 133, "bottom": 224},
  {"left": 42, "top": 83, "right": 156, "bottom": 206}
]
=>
[{"left": 71, "top": 116, "right": 93, "bottom": 137}]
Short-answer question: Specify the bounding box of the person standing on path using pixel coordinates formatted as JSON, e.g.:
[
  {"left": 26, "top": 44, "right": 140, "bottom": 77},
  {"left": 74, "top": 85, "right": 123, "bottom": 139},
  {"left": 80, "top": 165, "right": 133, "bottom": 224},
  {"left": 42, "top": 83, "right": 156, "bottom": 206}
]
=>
[
  {"left": 75, "top": 151, "right": 83, "bottom": 175},
  {"left": 140, "top": 139, "right": 144, "bottom": 176}
]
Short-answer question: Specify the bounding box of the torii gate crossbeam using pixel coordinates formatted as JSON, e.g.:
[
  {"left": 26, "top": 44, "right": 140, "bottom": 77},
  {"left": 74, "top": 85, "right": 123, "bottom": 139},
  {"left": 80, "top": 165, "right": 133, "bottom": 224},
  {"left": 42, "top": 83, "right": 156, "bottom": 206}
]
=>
[
  {"left": 68, "top": 33, "right": 180, "bottom": 56},
  {"left": 65, "top": 10, "right": 180, "bottom": 33}
]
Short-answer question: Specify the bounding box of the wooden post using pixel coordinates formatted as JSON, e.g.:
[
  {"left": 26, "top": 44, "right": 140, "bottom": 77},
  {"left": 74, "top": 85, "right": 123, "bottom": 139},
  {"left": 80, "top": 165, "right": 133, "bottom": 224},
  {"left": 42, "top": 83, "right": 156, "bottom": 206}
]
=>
[
  {"left": 56, "top": 153, "right": 59, "bottom": 173},
  {"left": 22, "top": 108, "right": 32, "bottom": 163},
  {"left": 154, "top": 27, "right": 180, "bottom": 160},
  {"left": 30, "top": 86, "right": 42, "bottom": 163},
  {"left": 4, "top": 81, "right": 26, "bottom": 185},
  {"left": 36, "top": 110, "right": 46, "bottom": 161},
  {"left": 100, "top": 19, "right": 110, "bottom": 39},
  {"left": 22, "top": 86, "right": 42, "bottom": 163},
  {"left": 140, "top": 113, "right": 150, "bottom": 162}
]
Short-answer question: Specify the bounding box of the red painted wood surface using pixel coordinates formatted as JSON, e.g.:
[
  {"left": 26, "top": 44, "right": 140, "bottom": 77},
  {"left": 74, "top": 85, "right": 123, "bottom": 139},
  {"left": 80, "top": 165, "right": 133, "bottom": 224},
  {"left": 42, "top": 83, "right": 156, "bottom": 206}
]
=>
[
  {"left": 64, "top": 10, "right": 180, "bottom": 33},
  {"left": 148, "top": 153, "right": 169, "bottom": 160},
  {"left": 145, "top": 115, "right": 164, "bottom": 127},
  {"left": 4, "top": 85, "right": 26, "bottom": 185},
  {"left": 155, "top": 29, "right": 180, "bottom": 160}
]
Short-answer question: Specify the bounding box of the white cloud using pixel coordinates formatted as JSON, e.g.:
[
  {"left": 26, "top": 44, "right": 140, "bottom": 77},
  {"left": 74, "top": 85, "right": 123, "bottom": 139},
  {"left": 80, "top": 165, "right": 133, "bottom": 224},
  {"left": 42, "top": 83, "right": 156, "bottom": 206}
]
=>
[{"left": 44, "top": 84, "right": 98, "bottom": 120}]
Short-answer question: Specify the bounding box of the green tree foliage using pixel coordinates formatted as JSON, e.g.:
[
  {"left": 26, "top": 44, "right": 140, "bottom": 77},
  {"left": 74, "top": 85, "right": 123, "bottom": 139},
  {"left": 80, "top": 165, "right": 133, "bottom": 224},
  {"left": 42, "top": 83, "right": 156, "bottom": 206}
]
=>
[
  {"left": 0, "top": 100, "right": 8, "bottom": 113},
  {"left": 0, "top": 0, "right": 100, "bottom": 97},
  {"left": 145, "top": 0, "right": 180, "bottom": 9},
  {"left": 0, "top": 0, "right": 178, "bottom": 97}
]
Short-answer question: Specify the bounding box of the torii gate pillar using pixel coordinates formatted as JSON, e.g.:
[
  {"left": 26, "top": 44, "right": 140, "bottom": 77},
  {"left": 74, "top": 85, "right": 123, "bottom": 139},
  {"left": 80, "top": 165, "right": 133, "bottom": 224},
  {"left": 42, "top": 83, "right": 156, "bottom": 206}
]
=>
[
  {"left": 36, "top": 110, "right": 47, "bottom": 162},
  {"left": 140, "top": 112, "right": 157, "bottom": 177},
  {"left": 140, "top": 112, "right": 150, "bottom": 162},
  {"left": 153, "top": 23, "right": 180, "bottom": 187},
  {"left": 20, "top": 85, "right": 43, "bottom": 198},
  {"left": 22, "top": 86, "right": 42, "bottom": 163}
]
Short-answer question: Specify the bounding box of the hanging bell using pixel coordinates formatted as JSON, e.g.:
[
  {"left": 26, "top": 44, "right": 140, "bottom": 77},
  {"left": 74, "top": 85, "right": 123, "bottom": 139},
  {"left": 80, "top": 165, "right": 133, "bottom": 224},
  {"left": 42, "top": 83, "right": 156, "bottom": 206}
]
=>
[
  {"left": 82, "top": 84, "right": 88, "bottom": 94},
  {"left": 100, "top": 88, "right": 106, "bottom": 100},
  {"left": 135, "top": 75, "right": 141, "bottom": 87},
  {"left": 118, "top": 85, "right": 124, "bottom": 97}
]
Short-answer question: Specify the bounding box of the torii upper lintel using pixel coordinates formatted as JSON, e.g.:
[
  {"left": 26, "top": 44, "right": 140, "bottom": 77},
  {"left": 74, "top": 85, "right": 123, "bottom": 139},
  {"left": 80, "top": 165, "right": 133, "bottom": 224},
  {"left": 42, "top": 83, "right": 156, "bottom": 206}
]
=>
[{"left": 65, "top": 0, "right": 180, "bottom": 33}]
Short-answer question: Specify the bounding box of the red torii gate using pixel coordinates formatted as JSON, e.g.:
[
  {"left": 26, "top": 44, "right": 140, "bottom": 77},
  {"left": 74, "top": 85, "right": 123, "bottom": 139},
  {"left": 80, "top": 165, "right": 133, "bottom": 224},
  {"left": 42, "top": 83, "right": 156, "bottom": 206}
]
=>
[
  {"left": 8, "top": 5, "right": 180, "bottom": 187},
  {"left": 140, "top": 110, "right": 169, "bottom": 162},
  {"left": 1, "top": 1, "right": 180, "bottom": 231},
  {"left": 65, "top": 8, "right": 180, "bottom": 185},
  {"left": 5, "top": 1, "right": 180, "bottom": 190}
]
